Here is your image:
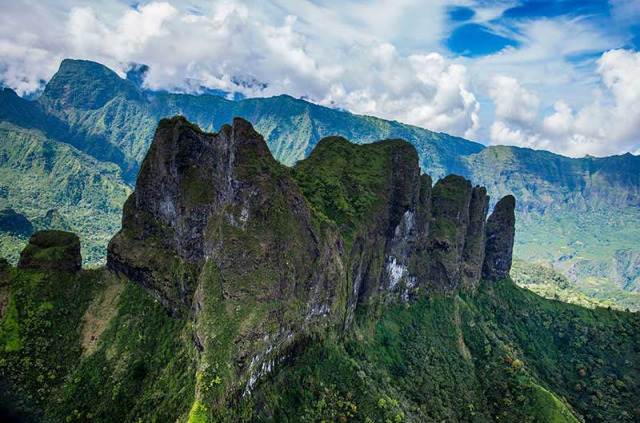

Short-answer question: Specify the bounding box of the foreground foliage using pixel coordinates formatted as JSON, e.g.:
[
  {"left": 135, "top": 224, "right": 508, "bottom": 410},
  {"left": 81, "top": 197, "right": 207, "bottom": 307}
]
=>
[{"left": 1, "top": 258, "right": 637, "bottom": 422}]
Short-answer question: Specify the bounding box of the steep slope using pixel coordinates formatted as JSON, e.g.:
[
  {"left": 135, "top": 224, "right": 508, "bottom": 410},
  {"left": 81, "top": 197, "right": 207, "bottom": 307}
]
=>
[
  {"left": 0, "top": 118, "right": 637, "bottom": 423},
  {"left": 106, "top": 117, "right": 511, "bottom": 406},
  {"left": 0, "top": 118, "right": 130, "bottom": 264},
  {"left": 510, "top": 258, "right": 640, "bottom": 310},
  {"left": 247, "top": 279, "right": 639, "bottom": 423},
  {"left": 467, "top": 146, "right": 640, "bottom": 304},
  {"left": 0, "top": 59, "right": 639, "bottom": 309}
]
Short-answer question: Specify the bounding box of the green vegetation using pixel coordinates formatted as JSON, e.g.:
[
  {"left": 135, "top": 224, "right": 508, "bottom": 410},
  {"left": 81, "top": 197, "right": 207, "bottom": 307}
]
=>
[
  {"left": 240, "top": 279, "right": 639, "bottom": 423},
  {"left": 510, "top": 258, "right": 640, "bottom": 310},
  {"left": 292, "top": 137, "right": 414, "bottom": 246},
  {"left": 0, "top": 58, "right": 639, "bottom": 308},
  {"left": 0, "top": 264, "right": 195, "bottom": 422},
  {"left": 3, "top": 252, "right": 636, "bottom": 423},
  {"left": 0, "top": 108, "right": 638, "bottom": 423},
  {"left": 0, "top": 122, "right": 130, "bottom": 265},
  {"left": 513, "top": 209, "right": 640, "bottom": 311}
]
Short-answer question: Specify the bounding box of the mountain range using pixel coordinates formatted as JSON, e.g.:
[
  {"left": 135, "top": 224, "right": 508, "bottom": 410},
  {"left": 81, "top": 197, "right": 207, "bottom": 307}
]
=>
[
  {"left": 0, "top": 59, "right": 639, "bottom": 309},
  {"left": 1, "top": 116, "right": 638, "bottom": 422}
]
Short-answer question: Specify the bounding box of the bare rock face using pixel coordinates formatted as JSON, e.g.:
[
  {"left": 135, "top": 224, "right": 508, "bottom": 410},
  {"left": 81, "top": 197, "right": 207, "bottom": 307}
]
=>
[
  {"left": 108, "top": 116, "right": 339, "bottom": 316},
  {"left": 18, "top": 230, "right": 81, "bottom": 272},
  {"left": 429, "top": 175, "right": 474, "bottom": 290},
  {"left": 463, "top": 186, "right": 490, "bottom": 287},
  {"left": 108, "top": 116, "right": 347, "bottom": 397},
  {"left": 482, "top": 195, "right": 516, "bottom": 281},
  {"left": 106, "top": 116, "right": 517, "bottom": 399}
]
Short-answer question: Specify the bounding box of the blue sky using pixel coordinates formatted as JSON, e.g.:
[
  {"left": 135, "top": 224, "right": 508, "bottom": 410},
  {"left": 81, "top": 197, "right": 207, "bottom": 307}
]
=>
[{"left": 1, "top": 0, "right": 639, "bottom": 157}]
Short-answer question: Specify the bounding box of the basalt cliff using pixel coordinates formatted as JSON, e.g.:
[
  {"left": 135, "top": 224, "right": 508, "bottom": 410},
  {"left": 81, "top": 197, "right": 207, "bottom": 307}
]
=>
[{"left": 109, "top": 116, "right": 514, "bottom": 313}]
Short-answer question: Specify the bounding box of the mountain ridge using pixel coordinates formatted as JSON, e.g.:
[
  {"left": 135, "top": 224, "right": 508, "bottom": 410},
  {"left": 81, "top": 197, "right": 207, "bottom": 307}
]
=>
[{"left": 0, "top": 58, "right": 639, "bottom": 310}]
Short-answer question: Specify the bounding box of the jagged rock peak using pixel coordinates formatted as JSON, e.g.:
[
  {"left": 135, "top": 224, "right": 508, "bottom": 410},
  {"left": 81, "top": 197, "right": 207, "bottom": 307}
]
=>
[
  {"left": 482, "top": 195, "right": 516, "bottom": 281},
  {"left": 108, "top": 115, "right": 329, "bottom": 316},
  {"left": 109, "top": 116, "right": 519, "bottom": 313},
  {"left": 18, "top": 230, "right": 81, "bottom": 273},
  {"left": 106, "top": 116, "right": 518, "bottom": 397}
]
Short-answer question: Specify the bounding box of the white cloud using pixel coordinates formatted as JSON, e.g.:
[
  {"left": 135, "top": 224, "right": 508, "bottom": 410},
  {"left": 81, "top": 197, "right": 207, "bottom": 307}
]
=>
[
  {"left": 320, "top": 48, "right": 480, "bottom": 138},
  {"left": 490, "top": 120, "right": 545, "bottom": 149},
  {"left": 488, "top": 49, "right": 640, "bottom": 157},
  {"left": 0, "top": 0, "right": 639, "bottom": 157},
  {"left": 68, "top": 3, "right": 177, "bottom": 61},
  {"left": 0, "top": 0, "right": 479, "bottom": 139},
  {"left": 490, "top": 75, "right": 539, "bottom": 124},
  {"left": 610, "top": 0, "right": 640, "bottom": 23}
]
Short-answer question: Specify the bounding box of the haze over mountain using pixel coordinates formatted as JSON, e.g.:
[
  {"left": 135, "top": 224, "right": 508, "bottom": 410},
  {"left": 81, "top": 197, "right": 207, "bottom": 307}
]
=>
[{"left": 1, "top": 58, "right": 639, "bottom": 310}]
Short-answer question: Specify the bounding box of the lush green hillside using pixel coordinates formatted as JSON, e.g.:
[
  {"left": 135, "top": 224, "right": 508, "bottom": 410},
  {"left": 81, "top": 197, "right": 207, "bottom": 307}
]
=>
[
  {"left": 512, "top": 210, "right": 640, "bottom": 310},
  {"left": 248, "top": 279, "right": 639, "bottom": 423},
  {"left": 0, "top": 262, "right": 195, "bottom": 422},
  {"left": 0, "top": 117, "right": 637, "bottom": 422},
  {"left": 1, "top": 245, "right": 638, "bottom": 423},
  {"left": 511, "top": 258, "right": 640, "bottom": 311},
  {"left": 466, "top": 146, "right": 640, "bottom": 310},
  {"left": 0, "top": 120, "right": 130, "bottom": 265},
  {"left": 0, "top": 59, "right": 638, "bottom": 311}
]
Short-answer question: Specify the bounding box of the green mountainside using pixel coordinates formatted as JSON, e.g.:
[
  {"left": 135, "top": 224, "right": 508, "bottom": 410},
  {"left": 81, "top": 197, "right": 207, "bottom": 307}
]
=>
[
  {"left": 0, "top": 59, "right": 638, "bottom": 310},
  {"left": 0, "top": 119, "right": 638, "bottom": 423},
  {"left": 0, "top": 118, "right": 130, "bottom": 264}
]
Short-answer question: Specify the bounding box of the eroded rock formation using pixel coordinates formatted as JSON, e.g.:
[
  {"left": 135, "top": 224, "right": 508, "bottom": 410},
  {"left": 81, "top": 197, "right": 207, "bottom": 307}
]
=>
[{"left": 107, "top": 116, "right": 516, "bottom": 396}]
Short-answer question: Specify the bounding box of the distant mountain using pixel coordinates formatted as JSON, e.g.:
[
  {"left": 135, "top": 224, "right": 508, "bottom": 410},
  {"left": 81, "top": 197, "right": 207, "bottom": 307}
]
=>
[{"left": 0, "top": 58, "right": 638, "bottom": 308}]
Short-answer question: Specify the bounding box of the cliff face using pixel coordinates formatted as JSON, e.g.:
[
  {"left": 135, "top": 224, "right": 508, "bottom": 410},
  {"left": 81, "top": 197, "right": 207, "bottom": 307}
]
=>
[
  {"left": 483, "top": 195, "right": 516, "bottom": 281},
  {"left": 107, "top": 116, "right": 515, "bottom": 397},
  {"left": 3, "top": 59, "right": 639, "bottom": 310},
  {"left": 9, "top": 117, "right": 639, "bottom": 423}
]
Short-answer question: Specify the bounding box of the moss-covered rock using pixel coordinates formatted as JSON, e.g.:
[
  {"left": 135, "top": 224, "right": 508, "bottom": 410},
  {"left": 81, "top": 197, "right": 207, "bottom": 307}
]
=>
[
  {"left": 108, "top": 116, "right": 520, "bottom": 414},
  {"left": 2, "top": 116, "right": 639, "bottom": 423},
  {"left": 17, "top": 230, "right": 81, "bottom": 272}
]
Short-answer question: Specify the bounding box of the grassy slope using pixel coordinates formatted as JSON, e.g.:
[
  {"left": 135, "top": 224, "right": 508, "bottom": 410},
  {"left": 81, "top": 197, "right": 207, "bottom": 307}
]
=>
[
  {"left": 510, "top": 258, "right": 621, "bottom": 310},
  {"left": 0, "top": 263, "right": 195, "bottom": 423},
  {"left": 514, "top": 209, "right": 640, "bottom": 302}
]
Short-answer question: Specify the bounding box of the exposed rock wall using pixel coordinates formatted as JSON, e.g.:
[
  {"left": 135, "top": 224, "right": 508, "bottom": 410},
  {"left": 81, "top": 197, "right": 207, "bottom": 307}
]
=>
[
  {"left": 106, "top": 116, "right": 516, "bottom": 397},
  {"left": 483, "top": 195, "right": 516, "bottom": 281}
]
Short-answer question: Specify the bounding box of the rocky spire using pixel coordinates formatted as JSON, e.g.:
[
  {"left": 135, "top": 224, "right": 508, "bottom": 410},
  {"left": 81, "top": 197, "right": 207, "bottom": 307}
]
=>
[
  {"left": 482, "top": 195, "right": 516, "bottom": 281},
  {"left": 106, "top": 116, "right": 518, "bottom": 396}
]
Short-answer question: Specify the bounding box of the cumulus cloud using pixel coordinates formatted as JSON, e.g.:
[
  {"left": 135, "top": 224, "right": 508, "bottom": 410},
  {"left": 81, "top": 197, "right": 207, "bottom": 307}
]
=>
[
  {"left": 488, "top": 74, "right": 544, "bottom": 149},
  {"left": 68, "top": 3, "right": 178, "bottom": 61},
  {"left": 0, "top": 0, "right": 479, "bottom": 139},
  {"left": 488, "top": 49, "right": 640, "bottom": 157},
  {"left": 490, "top": 75, "right": 539, "bottom": 124},
  {"left": 1, "top": 0, "right": 639, "bottom": 156},
  {"left": 320, "top": 47, "right": 480, "bottom": 137}
]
